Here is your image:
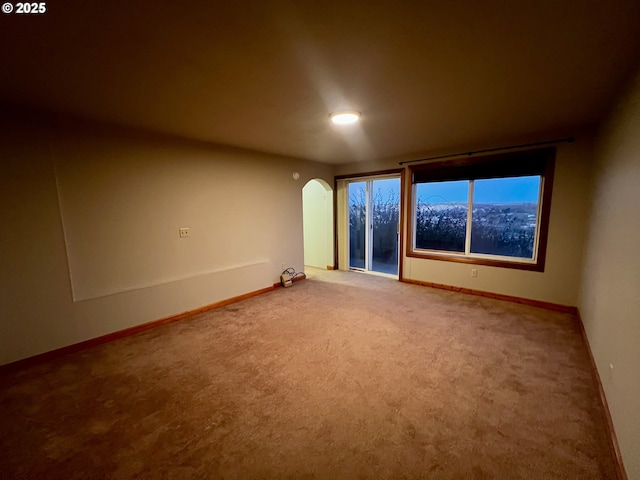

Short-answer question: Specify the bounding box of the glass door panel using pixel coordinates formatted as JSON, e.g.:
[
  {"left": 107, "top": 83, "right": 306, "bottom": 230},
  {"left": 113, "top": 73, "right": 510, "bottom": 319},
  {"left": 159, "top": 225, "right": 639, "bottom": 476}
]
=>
[
  {"left": 348, "top": 181, "right": 367, "bottom": 270},
  {"left": 371, "top": 178, "right": 400, "bottom": 275},
  {"left": 348, "top": 177, "right": 400, "bottom": 276}
]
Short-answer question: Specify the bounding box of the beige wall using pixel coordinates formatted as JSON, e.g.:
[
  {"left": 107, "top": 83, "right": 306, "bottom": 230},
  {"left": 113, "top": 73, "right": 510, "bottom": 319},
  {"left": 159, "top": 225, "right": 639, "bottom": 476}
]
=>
[
  {"left": 578, "top": 70, "right": 640, "bottom": 479},
  {"left": 0, "top": 110, "right": 332, "bottom": 365},
  {"left": 335, "top": 135, "right": 594, "bottom": 307},
  {"left": 336, "top": 181, "right": 349, "bottom": 271}
]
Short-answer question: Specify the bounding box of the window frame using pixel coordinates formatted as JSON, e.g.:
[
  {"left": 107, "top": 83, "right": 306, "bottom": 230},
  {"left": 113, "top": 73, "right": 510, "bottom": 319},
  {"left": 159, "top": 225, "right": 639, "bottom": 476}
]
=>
[{"left": 406, "top": 148, "right": 555, "bottom": 272}]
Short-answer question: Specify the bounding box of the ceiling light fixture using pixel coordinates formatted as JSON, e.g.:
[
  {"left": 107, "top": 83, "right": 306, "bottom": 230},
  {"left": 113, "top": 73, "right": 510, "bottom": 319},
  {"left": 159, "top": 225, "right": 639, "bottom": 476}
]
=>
[{"left": 330, "top": 110, "right": 360, "bottom": 125}]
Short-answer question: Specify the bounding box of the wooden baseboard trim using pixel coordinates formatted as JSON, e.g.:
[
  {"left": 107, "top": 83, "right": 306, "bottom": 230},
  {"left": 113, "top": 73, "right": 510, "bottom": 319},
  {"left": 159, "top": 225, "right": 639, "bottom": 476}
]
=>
[
  {"left": 0, "top": 285, "right": 277, "bottom": 375},
  {"left": 401, "top": 277, "right": 577, "bottom": 314},
  {"left": 575, "top": 309, "right": 628, "bottom": 480},
  {"left": 326, "top": 265, "right": 335, "bottom": 270}
]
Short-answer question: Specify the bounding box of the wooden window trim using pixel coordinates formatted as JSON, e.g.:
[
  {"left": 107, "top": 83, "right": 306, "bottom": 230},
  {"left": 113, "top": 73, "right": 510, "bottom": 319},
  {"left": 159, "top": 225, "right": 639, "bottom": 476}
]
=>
[{"left": 406, "top": 148, "right": 555, "bottom": 272}]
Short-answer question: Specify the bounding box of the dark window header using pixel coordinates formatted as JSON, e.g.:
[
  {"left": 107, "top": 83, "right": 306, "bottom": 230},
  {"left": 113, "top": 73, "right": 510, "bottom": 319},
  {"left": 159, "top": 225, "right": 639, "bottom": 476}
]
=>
[{"left": 411, "top": 147, "right": 555, "bottom": 184}]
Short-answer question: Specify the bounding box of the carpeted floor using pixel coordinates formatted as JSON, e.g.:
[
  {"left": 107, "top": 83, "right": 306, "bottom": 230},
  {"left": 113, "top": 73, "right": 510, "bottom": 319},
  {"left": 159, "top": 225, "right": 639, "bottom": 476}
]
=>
[{"left": 0, "top": 268, "right": 616, "bottom": 479}]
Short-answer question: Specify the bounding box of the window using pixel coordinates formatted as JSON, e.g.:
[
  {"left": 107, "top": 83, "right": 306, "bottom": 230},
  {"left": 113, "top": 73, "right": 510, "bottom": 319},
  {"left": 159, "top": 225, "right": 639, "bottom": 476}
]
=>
[{"left": 408, "top": 148, "right": 555, "bottom": 271}]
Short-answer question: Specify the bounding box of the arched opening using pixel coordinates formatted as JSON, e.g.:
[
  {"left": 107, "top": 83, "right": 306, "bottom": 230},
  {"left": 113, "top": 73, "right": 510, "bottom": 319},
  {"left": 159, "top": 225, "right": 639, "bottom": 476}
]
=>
[{"left": 302, "top": 179, "right": 334, "bottom": 270}]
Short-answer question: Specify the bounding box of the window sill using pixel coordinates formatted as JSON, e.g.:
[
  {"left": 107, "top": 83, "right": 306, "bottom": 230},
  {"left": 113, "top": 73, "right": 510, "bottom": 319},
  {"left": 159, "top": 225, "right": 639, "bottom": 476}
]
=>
[{"left": 406, "top": 250, "right": 545, "bottom": 272}]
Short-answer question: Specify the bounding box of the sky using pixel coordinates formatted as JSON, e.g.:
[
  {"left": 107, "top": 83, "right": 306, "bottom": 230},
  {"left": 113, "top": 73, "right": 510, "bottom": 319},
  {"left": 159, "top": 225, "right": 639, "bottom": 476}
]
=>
[
  {"left": 418, "top": 176, "right": 540, "bottom": 204},
  {"left": 349, "top": 178, "right": 401, "bottom": 204},
  {"left": 349, "top": 176, "right": 540, "bottom": 206}
]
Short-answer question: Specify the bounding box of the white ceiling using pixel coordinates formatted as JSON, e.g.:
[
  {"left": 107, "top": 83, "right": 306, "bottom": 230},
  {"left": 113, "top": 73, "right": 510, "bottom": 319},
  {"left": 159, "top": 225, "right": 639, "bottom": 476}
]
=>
[{"left": 1, "top": 0, "right": 639, "bottom": 164}]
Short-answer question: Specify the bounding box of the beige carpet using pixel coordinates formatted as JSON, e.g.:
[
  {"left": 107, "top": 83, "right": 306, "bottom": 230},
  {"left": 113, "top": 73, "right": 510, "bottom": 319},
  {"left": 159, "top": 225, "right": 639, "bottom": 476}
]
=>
[{"left": 0, "top": 268, "right": 616, "bottom": 479}]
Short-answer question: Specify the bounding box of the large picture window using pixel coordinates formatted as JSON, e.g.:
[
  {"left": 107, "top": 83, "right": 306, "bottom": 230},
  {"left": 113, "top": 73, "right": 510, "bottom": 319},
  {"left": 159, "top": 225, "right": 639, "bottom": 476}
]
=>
[{"left": 408, "top": 148, "right": 555, "bottom": 271}]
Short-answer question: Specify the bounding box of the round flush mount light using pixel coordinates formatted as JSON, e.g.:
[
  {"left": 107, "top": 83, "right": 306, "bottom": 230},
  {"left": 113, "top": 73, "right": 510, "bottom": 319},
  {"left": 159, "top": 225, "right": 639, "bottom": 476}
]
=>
[{"left": 330, "top": 110, "right": 361, "bottom": 125}]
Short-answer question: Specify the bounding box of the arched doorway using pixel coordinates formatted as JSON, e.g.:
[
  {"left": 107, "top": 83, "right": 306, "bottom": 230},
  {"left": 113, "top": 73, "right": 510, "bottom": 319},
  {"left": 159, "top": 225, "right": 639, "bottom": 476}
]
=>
[{"left": 302, "top": 179, "right": 334, "bottom": 270}]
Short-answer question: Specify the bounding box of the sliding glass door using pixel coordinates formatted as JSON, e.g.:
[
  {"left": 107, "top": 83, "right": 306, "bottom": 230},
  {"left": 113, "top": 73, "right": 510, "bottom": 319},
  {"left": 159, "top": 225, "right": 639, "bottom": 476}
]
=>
[
  {"left": 348, "top": 181, "right": 367, "bottom": 270},
  {"left": 348, "top": 177, "right": 400, "bottom": 275}
]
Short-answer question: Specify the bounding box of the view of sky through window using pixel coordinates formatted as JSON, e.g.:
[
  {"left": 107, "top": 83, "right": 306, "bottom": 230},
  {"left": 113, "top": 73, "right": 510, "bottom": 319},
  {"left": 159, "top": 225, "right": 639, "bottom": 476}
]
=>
[
  {"left": 474, "top": 176, "right": 540, "bottom": 204},
  {"left": 416, "top": 176, "right": 539, "bottom": 205},
  {"left": 417, "top": 180, "right": 468, "bottom": 204}
]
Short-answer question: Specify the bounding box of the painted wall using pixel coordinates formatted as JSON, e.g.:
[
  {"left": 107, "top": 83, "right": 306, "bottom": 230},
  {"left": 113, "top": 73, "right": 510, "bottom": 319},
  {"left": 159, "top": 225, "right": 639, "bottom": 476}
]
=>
[
  {"left": 335, "top": 135, "right": 594, "bottom": 307},
  {"left": 0, "top": 110, "right": 332, "bottom": 365},
  {"left": 302, "top": 179, "right": 333, "bottom": 269},
  {"left": 578, "top": 70, "right": 640, "bottom": 479},
  {"left": 336, "top": 181, "right": 349, "bottom": 271}
]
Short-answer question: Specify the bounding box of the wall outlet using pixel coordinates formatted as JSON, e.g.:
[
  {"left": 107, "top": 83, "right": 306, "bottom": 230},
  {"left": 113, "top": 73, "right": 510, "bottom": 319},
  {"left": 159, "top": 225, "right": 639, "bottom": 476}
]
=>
[
  {"left": 179, "top": 227, "right": 190, "bottom": 238},
  {"left": 471, "top": 268, "right": 478, "bottom": 278}
]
